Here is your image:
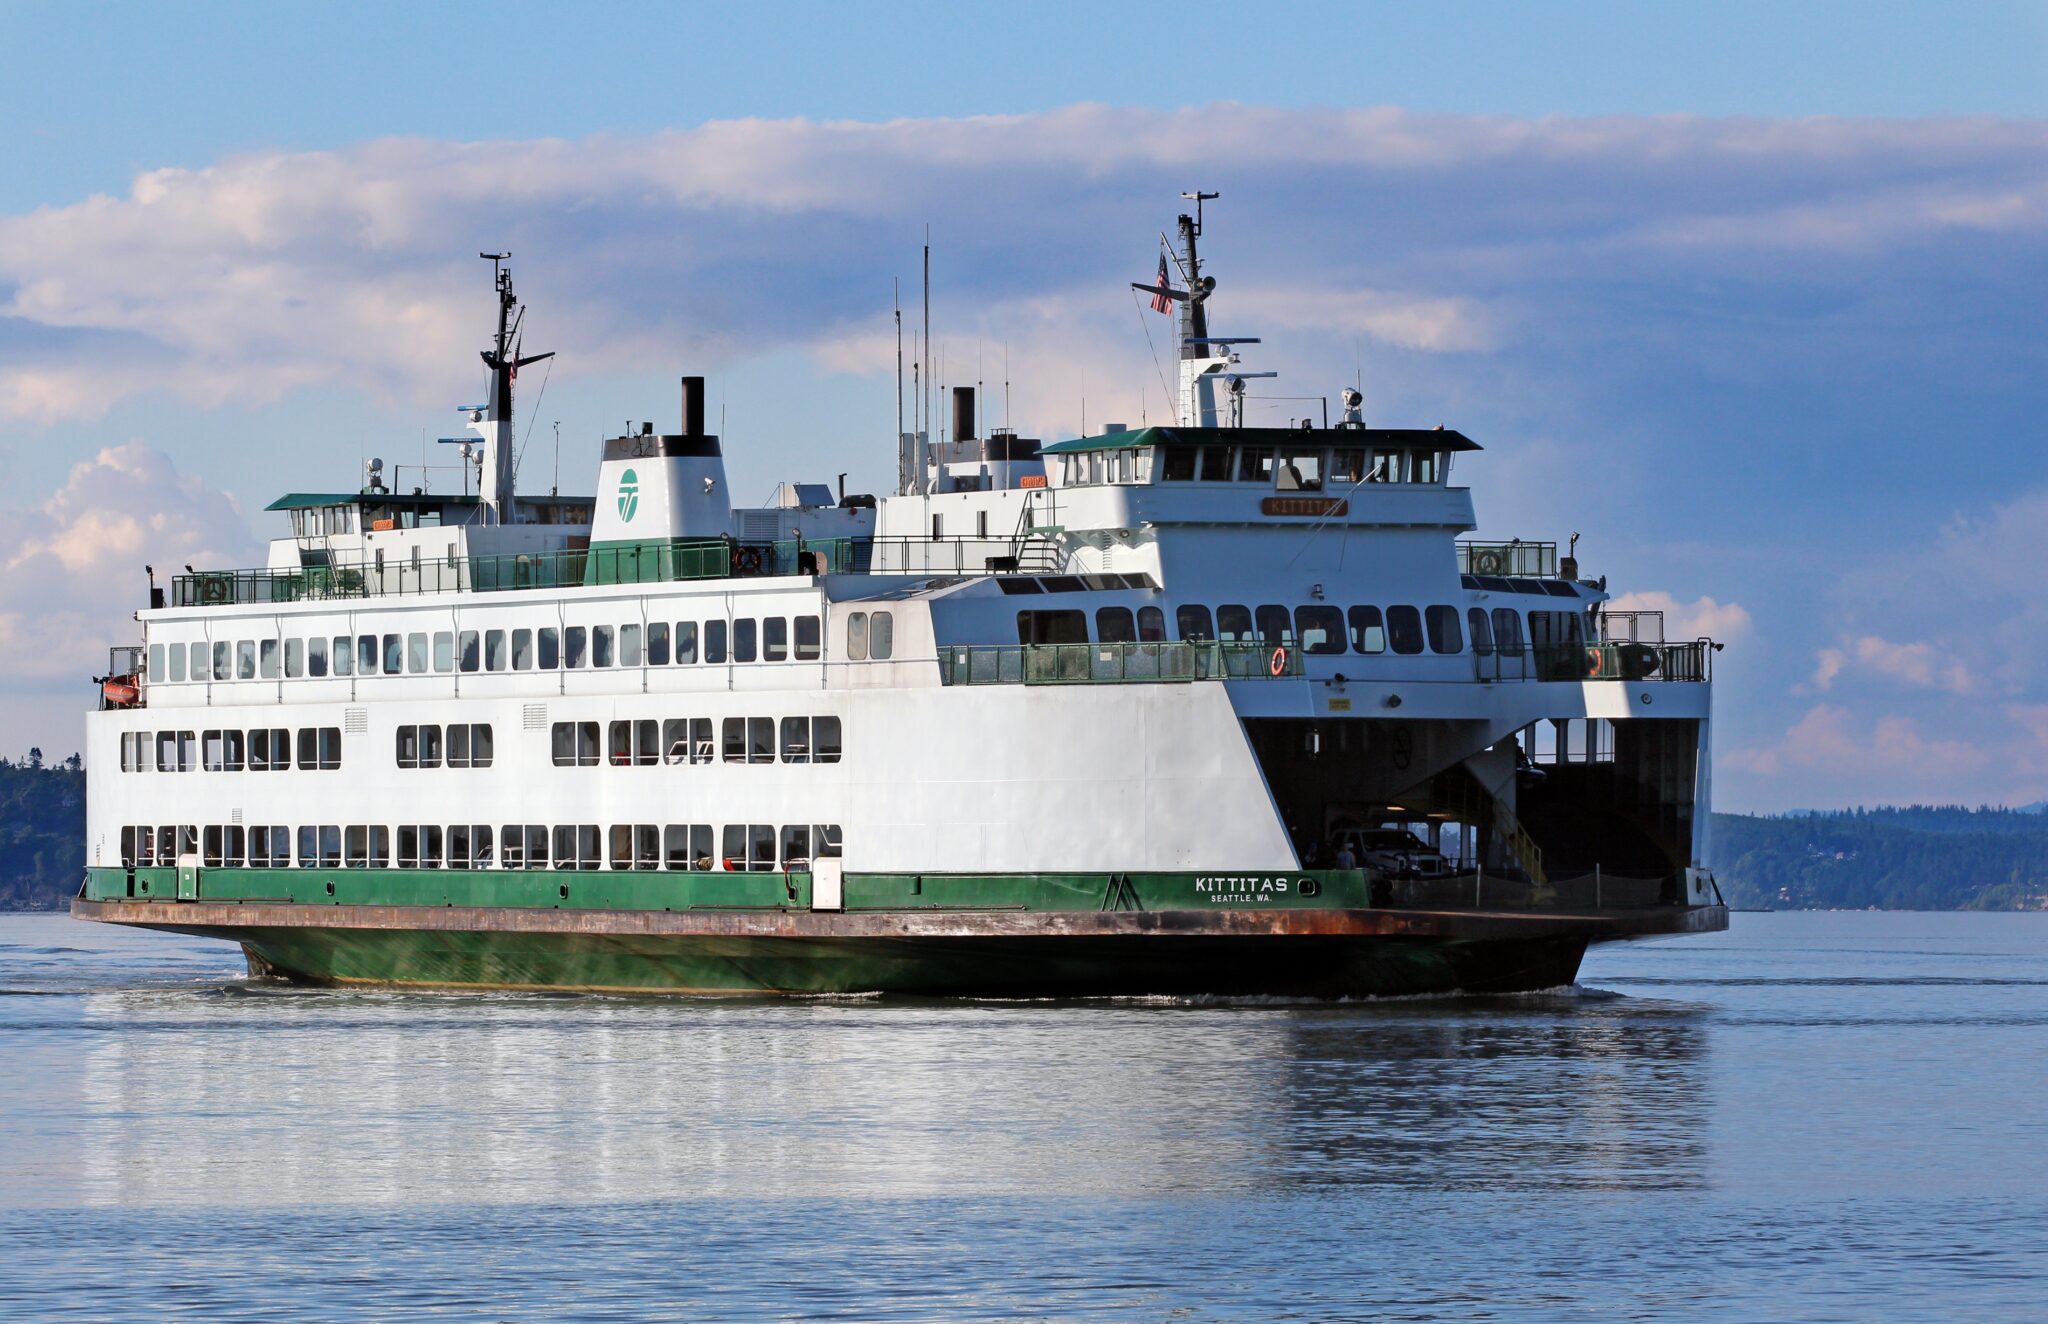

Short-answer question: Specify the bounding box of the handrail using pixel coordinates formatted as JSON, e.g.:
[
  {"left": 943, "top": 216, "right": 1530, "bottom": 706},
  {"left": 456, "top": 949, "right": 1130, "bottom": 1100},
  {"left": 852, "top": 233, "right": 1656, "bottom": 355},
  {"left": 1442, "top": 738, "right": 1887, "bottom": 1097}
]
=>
[
  {"left": 1457, "top": 540, "right": 1557, "bottom": 577},
  {"left": 1473, "top": 639, "right": 1713, "bottom": 683},
  {"left": 940, "top": 640, "right": 1302, "bottom": 685}
]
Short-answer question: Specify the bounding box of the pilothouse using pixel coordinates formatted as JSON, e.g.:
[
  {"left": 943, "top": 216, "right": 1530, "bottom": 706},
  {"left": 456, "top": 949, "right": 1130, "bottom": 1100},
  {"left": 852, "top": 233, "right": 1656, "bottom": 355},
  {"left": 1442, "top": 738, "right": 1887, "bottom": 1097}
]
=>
[{"left": 75, "top": 198, "right": 1728, "bottom": 996}]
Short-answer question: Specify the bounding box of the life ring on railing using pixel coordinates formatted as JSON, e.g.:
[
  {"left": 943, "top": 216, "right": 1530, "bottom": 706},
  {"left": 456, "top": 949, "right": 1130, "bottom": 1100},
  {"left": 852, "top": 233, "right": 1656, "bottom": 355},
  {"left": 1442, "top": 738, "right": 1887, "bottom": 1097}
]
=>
[
  {"left": 1585, "top": 647, "right": 1604, "bottom": 678},
  {"left": 1471, "top": 548, "right": 1509, "bottom": 576},
  {"left": 101, "top": 675, "right": 140, "bottom": 707},
  {"left": 733, "top": 545, "right": 765, "bottom": 576},
  {"left": 1269, "top": 646, "right": 1289, "bottom": 677}
]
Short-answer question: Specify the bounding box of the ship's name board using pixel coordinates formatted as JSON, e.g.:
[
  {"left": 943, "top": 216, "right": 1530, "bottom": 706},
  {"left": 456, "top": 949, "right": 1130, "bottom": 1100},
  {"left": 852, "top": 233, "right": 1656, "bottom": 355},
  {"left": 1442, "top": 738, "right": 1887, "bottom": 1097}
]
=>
[
  {"left": 1261, "top": 497, "right": 1348, "bottom": 518},
  {"left": 1194, "top": 875, "right": 1308, "bottom": 904}
]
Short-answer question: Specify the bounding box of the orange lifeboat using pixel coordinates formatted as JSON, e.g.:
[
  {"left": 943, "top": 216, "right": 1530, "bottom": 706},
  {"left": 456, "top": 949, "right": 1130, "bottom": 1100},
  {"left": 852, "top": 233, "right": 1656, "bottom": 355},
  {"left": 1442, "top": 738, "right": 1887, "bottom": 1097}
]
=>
[{"left": 101, "top": 674, "right": 141, "bottom": 707}]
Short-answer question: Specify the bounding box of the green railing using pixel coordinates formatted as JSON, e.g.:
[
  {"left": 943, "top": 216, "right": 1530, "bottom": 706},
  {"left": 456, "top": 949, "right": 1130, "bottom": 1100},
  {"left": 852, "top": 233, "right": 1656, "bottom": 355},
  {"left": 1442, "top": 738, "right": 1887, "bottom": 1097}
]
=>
[
  {"left": 1457, "top": 541, "right": 1557, "bottom": 577},
  {"left": 940, "top": 640, "right": 1302, "bottom": 686}
]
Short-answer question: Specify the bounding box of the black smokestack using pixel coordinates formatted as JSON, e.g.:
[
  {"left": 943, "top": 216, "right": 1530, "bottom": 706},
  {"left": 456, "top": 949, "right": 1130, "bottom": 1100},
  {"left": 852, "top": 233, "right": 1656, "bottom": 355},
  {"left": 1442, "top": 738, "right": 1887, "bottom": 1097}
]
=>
[
  {"left": 952, "top": 385, "right": 975, "bottom": 444},
  {"left": 680, "top": 376, "right": 706, "bottom": 437}
]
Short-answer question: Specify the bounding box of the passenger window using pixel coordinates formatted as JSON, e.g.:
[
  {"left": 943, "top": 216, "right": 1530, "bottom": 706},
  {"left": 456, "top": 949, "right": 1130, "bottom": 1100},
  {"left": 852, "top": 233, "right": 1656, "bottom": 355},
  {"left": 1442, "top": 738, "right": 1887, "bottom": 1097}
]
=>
[
  {"left": 763, "top": 617, "right": 788, "bottom": 662},
  {"left": 1387, "top": 606, "right": 1425, "bottom": 654},
  {"left": 620, "top": 624, "right": 642, "bottom": 666},
  {"left": 1254, "top": 605, "right": 1294, "bottom": 644},
  {"left": 1096, "top": 607, "right": 1136, "bottom": 643},
  {"left": 750, "top": 825, "right": 777, "bottom": 872},
  {"left": 847, "top": 612, "right": 868, "bottom": 661},
  {"left": 416, "top": 725, "right": 441, "bottom": 769},
  {"left": 592, "top": 625, "right": 613, "bottom": 667},
  {"left": 795, "top": 615, "right": 821, "bottom": 661},
  {"left": 282, "top": 638, "right": 302, "bottom": 678},
  {"left": 1349, "top": 606, "right": 1386, "bottom": 654},
  {"left": 704, "top": 620, "right": 728, "bottom": 664},
  {"left": 1016, "top": 609, "right": 1088, "bottom": 645},
  {"left": 1216, "top": 605, "right": 1253, "bottom": 642},
  {"left": 749, "top": 716, "right": 775, "bottom": 764},
  {"left": 1468, "top": 608, "right": 1494, "bottom": 656},
  {"left": 662, "top": 718, "right": 688, "bottom": 764},
  {"left": 458, "top": 630, "right": 480, "bottom": 672},
  {"left": 608, "top": 721, "right": 632, "bottom": 766},
  {"left": 486, "top": 630, "right": 507, "bottom": 671},
  {"left": 691, "top": 718, "right": 714, "bottom": 764},
  {"left": 1137, "top": 606, "right": 1167, "bottom": 642},
  {"left": 564, "top": 626, "right": 587, "bottom": 669},
  {"left": 1426, "top": 605, "right": 1463, "bottom": 654},
  {"left": 379, "top": 634, "right": 400, "bottom": 675},
  {"left": 539, "top": 627, "right": 560, "bottom": 669},
  {"left": 211, "top": 641, "right": 231, "bottom": 680},
  {"left": 433, "top": 632, "right": 454, "bottom": 672},
  {"left": 723, "top": 717, "right": 746, "bottom": 763},
  {"left": 781, "top": 716, "right": 810, "bottom": 763},
  {"left": 236, "top": 640, "right": 256, "bottom": 679},
  {"left": 397, "top": 725, "right": 421, "bottom": 769},
  {"left": 1491, "top": 608, "right": 1525, "bottom": 654},
  {"left": 733, "top": 618, "right": 758, "bottom": 663},
  {"left": 313, "top": 637, "right": 333, "bottom": 677},
  {"left": 781, "top": 825, "right": 812, "bottom": 870},
  {"left": 1295, "top": 605, "right": 1345, "bottom": 654},
  {"left": 1176, "top": 605, "right": 1215, "bottom": 641},
  {"left": 870, "top": 611, "right": 893, "bottom": 660},
  {"left": 647, "top": 621, "right": 670, "bottom": 666},
  {"left": 407, "top": 632, "right": 428, "bottom": 674},
  {"left": 168, "top": 646, "right": 186, "bottom": 682},
  {"left": 676, "top": 621, "right": 698, "bottom": 664},
  {"left": 815, "top": 716, "right": 842, "bottom": 763}
]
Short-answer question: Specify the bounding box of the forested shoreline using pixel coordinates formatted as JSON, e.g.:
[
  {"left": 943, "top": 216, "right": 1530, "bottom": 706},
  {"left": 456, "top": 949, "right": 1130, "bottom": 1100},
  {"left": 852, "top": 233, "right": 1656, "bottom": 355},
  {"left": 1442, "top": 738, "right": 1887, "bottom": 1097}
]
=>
[{"left": 3, "top": 756, "right": 2044, "bottom": 910}]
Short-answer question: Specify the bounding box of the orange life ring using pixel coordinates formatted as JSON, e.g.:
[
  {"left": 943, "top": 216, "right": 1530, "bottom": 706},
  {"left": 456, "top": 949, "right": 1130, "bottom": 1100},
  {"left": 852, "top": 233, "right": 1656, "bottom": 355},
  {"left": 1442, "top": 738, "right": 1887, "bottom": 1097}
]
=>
[
  {"left": 733, "top": 545, "right": 765, "bottom": 576},
  {"left": 1269, "top": 646, "right": 1289, "bottom": 677},
  {"left": 1585, "top": 647, "right": 1604, "bottom": 677}
]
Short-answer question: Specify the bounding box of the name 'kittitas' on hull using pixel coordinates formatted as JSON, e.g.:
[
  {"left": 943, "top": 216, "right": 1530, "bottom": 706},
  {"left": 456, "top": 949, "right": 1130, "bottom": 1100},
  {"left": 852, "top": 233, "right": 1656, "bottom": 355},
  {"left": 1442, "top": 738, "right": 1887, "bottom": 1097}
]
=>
[{"left": 73, "top": 201, "right": 1727, "bottom": 996}]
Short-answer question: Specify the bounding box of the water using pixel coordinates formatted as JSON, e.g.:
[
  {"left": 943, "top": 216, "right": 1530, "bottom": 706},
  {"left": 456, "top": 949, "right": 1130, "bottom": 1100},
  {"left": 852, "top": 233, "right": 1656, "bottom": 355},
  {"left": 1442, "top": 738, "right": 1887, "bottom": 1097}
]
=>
[{"left": 2, "top": 911, "right": 2044, "bottom": 1321}]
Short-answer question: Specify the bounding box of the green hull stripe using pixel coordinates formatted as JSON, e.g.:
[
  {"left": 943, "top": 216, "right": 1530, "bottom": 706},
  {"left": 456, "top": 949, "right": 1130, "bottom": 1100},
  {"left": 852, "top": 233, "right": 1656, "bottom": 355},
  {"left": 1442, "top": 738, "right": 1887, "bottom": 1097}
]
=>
[{"left": 83, "top": 865, "right": 1370, "bottom": 914}]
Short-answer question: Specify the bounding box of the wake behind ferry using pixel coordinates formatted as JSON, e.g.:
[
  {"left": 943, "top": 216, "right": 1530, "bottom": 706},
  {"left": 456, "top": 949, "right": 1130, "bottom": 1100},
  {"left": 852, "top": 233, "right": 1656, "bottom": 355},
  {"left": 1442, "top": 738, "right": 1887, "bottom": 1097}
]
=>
[{"left": 73, "top": 199, "right": 1728, "bottom": 996}]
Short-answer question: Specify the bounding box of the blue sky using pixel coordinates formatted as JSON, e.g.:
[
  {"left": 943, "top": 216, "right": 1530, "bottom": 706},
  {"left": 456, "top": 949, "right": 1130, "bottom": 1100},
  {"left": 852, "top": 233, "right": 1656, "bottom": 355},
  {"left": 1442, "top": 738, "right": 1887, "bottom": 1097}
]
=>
[{"left": 2, "top": 2, "right": 2047, "bottom": 809}]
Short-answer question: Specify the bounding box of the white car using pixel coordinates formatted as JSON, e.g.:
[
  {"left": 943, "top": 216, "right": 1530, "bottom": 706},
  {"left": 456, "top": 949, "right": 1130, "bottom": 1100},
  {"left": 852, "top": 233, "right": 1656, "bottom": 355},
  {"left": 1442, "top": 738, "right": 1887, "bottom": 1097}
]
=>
[{"left": 1337, "top": 828, "right": 1451, "bottom": 878}]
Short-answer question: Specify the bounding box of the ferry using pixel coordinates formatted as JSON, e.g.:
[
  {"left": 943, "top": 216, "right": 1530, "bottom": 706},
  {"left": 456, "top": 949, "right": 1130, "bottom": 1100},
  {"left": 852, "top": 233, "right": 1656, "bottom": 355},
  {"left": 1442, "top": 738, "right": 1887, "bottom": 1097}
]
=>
[{"left": 72, "top": 201, "right": 1728, "bottom": 996}]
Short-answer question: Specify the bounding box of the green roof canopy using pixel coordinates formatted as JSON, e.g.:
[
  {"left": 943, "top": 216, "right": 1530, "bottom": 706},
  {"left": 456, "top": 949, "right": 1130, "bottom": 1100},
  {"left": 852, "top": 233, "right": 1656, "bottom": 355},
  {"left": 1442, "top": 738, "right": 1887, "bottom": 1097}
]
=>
[{"left": 1039, "top": 426, "right": 1480, "bottom": 456}]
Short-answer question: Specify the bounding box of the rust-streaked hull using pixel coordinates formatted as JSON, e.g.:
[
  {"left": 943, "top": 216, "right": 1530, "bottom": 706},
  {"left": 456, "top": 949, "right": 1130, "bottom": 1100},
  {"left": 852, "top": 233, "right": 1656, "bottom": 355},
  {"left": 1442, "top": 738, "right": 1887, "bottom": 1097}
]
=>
[{"left": 72, "top": 897, "right": 1727, "bottom": 997}]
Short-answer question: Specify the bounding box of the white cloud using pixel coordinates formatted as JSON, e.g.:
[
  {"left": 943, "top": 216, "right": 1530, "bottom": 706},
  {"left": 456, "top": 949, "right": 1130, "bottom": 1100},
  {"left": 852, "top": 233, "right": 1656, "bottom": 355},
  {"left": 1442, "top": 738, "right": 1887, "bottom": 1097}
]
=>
[
  {"left": 0, "top": 445, "right": 256, "bottom": 690},
  {"left": 1605, "top": 590, "right": 1752, "bottom": 643},
  {"left": 1810, "top": 635, "right": 1975, "bottom": 695}
]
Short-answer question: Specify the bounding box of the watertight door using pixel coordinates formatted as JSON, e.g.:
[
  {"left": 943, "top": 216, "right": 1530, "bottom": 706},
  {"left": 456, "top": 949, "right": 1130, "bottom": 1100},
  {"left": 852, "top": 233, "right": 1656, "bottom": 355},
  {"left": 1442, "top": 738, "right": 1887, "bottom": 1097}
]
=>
[
  {"left": 811, "top": 858, "right": 844, "bottom": 912},
  {"left": 176, "top": 853, "right": 200, "bottom": 901}
]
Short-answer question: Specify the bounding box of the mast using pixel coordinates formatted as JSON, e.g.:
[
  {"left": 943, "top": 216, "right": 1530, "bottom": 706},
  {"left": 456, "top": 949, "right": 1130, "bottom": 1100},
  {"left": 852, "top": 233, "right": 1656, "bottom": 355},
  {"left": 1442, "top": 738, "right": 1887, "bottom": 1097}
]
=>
[{"left": 472, "top": 253, "right": 554, "bottom": 525}]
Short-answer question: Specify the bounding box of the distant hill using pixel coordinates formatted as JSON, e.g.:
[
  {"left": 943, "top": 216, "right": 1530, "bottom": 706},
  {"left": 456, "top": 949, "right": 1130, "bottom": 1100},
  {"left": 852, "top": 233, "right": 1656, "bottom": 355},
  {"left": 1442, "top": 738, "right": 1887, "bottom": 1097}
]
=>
[
  {"left": 3, "top": 756, "right": 2045, "bottom": 912},
  {"left": 0, "top": 754, "right": 85, "bottom": 911},
  {"left": 1712, "top": 807, "right": 2048, "bottom": 911}
]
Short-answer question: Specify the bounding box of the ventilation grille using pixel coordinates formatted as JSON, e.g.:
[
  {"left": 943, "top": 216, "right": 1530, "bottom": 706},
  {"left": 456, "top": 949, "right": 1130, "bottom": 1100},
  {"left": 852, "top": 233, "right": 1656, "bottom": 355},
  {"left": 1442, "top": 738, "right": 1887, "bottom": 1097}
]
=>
[
  {"left": 231, "top": 808, "right": 243, "bottom": 825},
  {"left": 523, "top": 704, "right": 548, "bottom": 731},
  {"left": 344, "top": 708, "right": 369, "bottom": 734}
]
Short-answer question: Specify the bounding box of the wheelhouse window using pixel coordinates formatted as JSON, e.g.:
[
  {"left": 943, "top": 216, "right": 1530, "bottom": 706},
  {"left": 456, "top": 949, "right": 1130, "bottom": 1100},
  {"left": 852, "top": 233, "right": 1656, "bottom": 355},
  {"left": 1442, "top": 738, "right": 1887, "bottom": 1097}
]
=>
[
  {"left": 1295, "top": 606, "right": 1345, "bottom": 654},
  {"left": 1351, "top": 610, "right": 1384, "bottom": 655},
  {"left": 1236, "top": 448, "right": 1275, "bottom": 484},
  {"left": 1276, "top": 451, "right": 1323, "bottom": 491},
  {"left": 1254, "top": 605, "right": 1294, "bottom": 645},
  {"left": 1387, "top": 605, "right": 1425, "bottom": 655},
  {"left": 1096, "top": 607, "right": 1136, "bottom": 644},
  {"left": 1137, "top": 606, "right": 1167, "bottom": 643},
  {"left": 1216, "top": 605, "right": 1253, "bottom": 643},
  {"left": 1159, "top": 446, "right": 1198, "bottom": 481},
  {"left": 1176, "top": 605, "right": 1215, "bottom": 642},
  {"left": 1426, "top": 605, "right": 1463, "bottom": 655}
]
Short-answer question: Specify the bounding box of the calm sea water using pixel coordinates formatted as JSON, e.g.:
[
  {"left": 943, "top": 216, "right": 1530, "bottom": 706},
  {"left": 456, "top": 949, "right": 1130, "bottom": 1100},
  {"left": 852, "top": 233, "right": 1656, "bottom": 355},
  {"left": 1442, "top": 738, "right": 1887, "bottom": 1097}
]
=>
[{"left": 1, "top": 911, "right": 2044, "bottom": 1322}]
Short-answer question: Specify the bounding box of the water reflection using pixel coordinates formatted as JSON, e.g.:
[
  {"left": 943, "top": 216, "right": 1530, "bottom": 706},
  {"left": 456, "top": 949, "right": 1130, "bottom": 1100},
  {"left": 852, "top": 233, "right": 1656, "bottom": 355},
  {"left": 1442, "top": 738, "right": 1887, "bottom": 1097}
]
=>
[{"left": 51, "top": 984, "right": 1708, "bottom": 1209}]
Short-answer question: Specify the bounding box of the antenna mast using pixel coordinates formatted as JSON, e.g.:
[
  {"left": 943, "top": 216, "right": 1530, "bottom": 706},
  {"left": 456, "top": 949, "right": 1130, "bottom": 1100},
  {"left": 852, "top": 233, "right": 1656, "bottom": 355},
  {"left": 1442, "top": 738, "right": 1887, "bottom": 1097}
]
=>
[{"left": 472, "top": 253, "right": 555, "bottom": 524}]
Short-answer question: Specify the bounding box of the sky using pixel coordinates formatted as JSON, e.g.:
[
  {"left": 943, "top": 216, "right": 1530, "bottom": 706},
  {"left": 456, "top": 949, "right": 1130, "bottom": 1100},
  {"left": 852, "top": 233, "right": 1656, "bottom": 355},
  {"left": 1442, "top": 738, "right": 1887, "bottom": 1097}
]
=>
[{"left": 2, "top": 0, "right": 2047, "bottom": 811}]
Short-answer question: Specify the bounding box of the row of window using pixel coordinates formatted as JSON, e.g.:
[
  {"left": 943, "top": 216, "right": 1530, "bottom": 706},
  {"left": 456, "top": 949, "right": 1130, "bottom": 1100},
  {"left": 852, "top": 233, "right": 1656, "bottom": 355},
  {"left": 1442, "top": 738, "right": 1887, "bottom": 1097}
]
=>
[
  {"left": 395, "top": 724, "right": 495, "bottom": 769},
  {"left": 1018, "top": 604, "right": 1591, "bottom": 657},
  {"left": 146, "top": 611, "right": 896, "bottom": 684},
  {"left": 121, "top": 823, "right": 842, "bottom": 873},
  {"left": 118, "top": 728, "right": 342, "bottom": 773},
  {"left": 1058, "top": 444, "right": 1443, "bottom": 489},
  {"left": 549, "top": 716, "right": 844, "bottom": 767}
]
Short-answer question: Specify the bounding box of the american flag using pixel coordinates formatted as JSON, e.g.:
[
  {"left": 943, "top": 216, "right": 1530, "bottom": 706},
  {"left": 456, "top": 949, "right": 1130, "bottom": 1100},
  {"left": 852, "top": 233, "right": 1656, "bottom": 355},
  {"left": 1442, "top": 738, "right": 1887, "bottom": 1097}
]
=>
[{"left": 1149, "top": 253, "right": 1173, "bottom": 314}]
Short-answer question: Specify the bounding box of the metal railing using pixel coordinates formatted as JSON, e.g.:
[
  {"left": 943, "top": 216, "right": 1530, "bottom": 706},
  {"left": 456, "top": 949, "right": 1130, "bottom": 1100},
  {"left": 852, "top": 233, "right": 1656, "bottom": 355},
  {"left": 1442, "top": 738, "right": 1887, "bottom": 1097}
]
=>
[
  {"left": 1458, "top": 541, "right": 1557, "bottom": 577},
  {"left": 940, "top": 640, "right": 1302, "bottom": 686},
  {"left": 170, "top": 533, "right": 1072, "bottom": 607},
  {"left": 1473, "top": 639, "right": 1712, "bottom": 683}
]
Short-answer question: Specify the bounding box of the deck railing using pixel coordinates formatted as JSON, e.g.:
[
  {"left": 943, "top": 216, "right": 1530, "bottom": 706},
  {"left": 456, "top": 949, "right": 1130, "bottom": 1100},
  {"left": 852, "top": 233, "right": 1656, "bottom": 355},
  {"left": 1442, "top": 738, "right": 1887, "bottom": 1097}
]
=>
[
  {"left": 940, "top": 640, "right": 1301, "bottom": 686},
  {"left": 1474, "top": 639, "right": 1713, "bottom": 683},
  {"left": 1457, "top": 541, "right": 1557, "bottom": 577}
]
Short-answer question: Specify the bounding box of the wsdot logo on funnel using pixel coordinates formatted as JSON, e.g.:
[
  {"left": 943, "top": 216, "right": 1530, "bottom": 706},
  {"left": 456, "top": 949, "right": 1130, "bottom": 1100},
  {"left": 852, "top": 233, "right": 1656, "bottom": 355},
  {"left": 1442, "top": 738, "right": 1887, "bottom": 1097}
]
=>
[{"left": 617, "top": 469, "right": 639, "bottom": 522}]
